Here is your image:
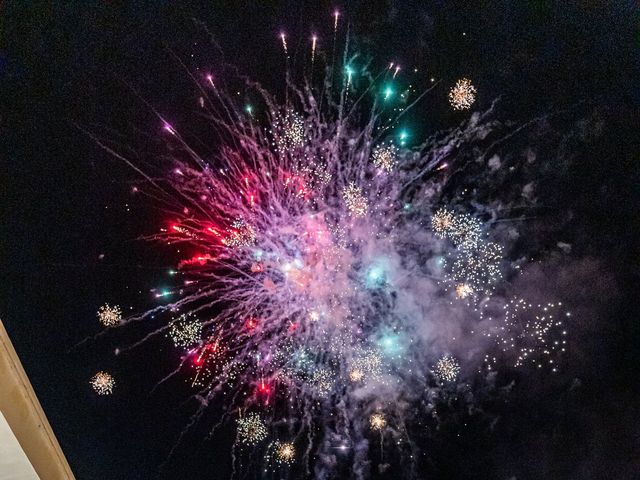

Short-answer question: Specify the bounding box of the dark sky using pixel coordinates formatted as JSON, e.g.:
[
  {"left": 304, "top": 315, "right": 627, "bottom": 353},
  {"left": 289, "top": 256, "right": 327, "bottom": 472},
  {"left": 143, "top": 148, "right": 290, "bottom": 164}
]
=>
[{"left": 2, "top": 1, "right": 640, "bottom": 479}]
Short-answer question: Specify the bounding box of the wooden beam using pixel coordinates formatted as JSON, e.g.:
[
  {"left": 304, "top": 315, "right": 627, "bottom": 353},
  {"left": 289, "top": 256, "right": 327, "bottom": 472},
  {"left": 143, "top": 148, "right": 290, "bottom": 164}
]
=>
[{"left": 0, "top": 319, "right": 75, "bottom": 479}]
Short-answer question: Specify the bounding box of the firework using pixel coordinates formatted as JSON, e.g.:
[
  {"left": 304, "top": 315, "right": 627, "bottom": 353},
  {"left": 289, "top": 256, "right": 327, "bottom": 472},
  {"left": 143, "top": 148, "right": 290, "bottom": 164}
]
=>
[
  {"left": 267, "top": 441, "right": 296, "bottom": 466},
  {"left": 482, "top": 298, "right": 569, "bottom": 372},
  {"left": 190, "top": 336, "right": 227, "bottom": 387},
  {"left": 311, "top": 35, "right": 317, "bottom": 65},
  {"left": 299, "top": 160, "right": 331, "bottom": 188},
  {"left": 371, "top": 144, "right": 397, "bottom": 172},
  {"left": 90, "top": 371, "right": 115, "bottom": 395},
  {"left": 272, "top": 110, "right": 305, "bottom": 153},
  {"left": 431, "top": 208, "right": 455, "bottom": 238},
  {"left": 168, "top": 314, "right": 202, "bottom": 348},
  {"left": 432, "top": 208, "right": 482, "bottom": 249},
  {"left": 444, "top": 241, "right": 503, "bottom": 296},
  {"left": 448, "top": 78, "right": 477, "bottom": 110},
  {"left": 455, "top": 283, "right": 474, "bottom": 299},
  {"left": 369, "top": 412, "right": 387, "bottom": 431},
  {"left": 222, "top": 219, "right": 256, "bottom": 248},
  {"left": 349, "top": 348, "right": 383, "bottom": 382},
  {"left": 93, "top": 13, "right": 572, "bottom": 478},
  {"left": 342, "top": 183, "right": 368, "bottom": 216},
  {"left": 274, "top": 344, "right": 316, "bottom": 383},
  {"left": 97, "top": 303, "right": 122, "bottom": 327},
  {"left": 434, "top": 355, "right": 460, "bottom": 382},
  {"left": 237, "top": 412, "right": 268, "bottom": 445},
  {"left": 311, "top": 367, "right": 334, "bottom": 396}
]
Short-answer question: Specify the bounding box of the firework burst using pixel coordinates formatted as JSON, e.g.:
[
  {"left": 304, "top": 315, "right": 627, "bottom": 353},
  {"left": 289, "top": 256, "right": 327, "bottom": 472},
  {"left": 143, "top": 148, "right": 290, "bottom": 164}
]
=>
[
  {"left": 371, "top": 143, "right": 397, "bottom": 172},
  {"left": 265, "top": 440, "right": 296, "bottom": 466},
  {"left": 434, "top": 355, "right": 460, "bottom": 382},
  {"left": 448, "top": 78, "right": 477, "bottom": 110},
  {"left": 342, "top": 183, "right": 368, "bottom": 216},
  {"left": 431, "top": 208, "right": 455, "bottom": 237},
  {"left": 272, "top": 110, "right": 305, "bottom": 153},
  {"left": 168, "top": 314, "right": 202, "bottom": 348},
  {"left": 432, "top": 208, "right": 482, "bottom": 250},
  {"left": 237, "top": 412, "right": 268, "bottom": 445},
  {"left": 482, "top": 298, "right": 569, "bottom": 372},
  {"left": 311, "top": 367, "right": 334, "bottom": 396},
  {"left": 97, "top": 304, "right": 122, "bottom": 327},
  {"left": 90, "top": 371, "right": 115, "bottom": 395},
  {"left": 455, "top": 283, "right": 474, "bottom": 299},
  {"left": 91, "top": 12, "right": 575, "bottom": 478},
  {"left": 369, "top": 412, "right": 387, "bottom": 431}
]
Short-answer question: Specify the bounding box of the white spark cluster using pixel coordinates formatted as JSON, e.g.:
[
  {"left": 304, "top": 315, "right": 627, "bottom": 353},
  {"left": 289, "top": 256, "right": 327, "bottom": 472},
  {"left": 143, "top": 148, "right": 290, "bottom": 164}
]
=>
[
  {"left": 97, "top": 304, "right": 122, "bottom": 327},
  {"left": 448, "top": 78, "right": 477, "bottom": 110},
  {"left": 482, "top": 299, "right": 569, "bottom": 372},
  {"left": 237, "top": 412, "right": 268, "bottom": 445},
  {"left": 434, "top": 355, "right": 460, "bottom": 382},
  {"left": 342, "top": 183, "right": 368, "bottom": 216},
  {"left": 371, "top": 144, "right": 397, "bottom": 172},
  {"left": 90, "top": 371, "right": 115, "bottom": 395},
  {"left": 168, "top": 314, "right": 202, "bottom": 348}
]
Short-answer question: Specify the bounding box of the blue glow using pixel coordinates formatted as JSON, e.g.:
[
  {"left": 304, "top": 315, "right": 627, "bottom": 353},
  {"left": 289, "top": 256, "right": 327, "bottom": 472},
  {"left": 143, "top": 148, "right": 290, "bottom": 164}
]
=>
[
  {"left": 383, "top": 85, "right": 394, "bottom": 100},
  {"left": 345, "top": 66, "right": 354, "bottom": 80},
  {"left": 376, "top": 329, "right": 406, "bottom": 358},
  {"left": 398, "top": 129, "right": 409, "bottom": 146},
  {"left": 365, "top": 264, "right": 387, "bottom": 288},
  {"left": 156, "top": 289, "right": 172, "bottom": 299}
]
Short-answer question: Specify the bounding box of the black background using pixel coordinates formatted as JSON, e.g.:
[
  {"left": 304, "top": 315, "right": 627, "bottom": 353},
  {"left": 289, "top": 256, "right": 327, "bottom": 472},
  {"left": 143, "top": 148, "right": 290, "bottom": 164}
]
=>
[{"left": 2, "top": 1, "right": 639, "bottom": 479}]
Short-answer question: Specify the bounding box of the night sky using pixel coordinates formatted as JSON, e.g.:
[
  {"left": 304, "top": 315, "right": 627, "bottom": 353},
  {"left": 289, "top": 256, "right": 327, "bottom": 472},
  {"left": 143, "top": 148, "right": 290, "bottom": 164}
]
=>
[{"left": 2, "top": 1, "right": 640, "bottom": 479}]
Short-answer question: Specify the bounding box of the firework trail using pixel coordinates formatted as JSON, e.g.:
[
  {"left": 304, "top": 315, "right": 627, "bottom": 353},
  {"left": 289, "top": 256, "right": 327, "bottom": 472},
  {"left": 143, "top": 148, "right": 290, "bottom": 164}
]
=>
[
  {"left": 91, "top": 13, "right": 576, "bottom": 479},
  {"left": 311, "top": 34, "right": 318, "bottom": 70},
  {"left": 279, "top": 32, "right": 288, "bottom": 57}
]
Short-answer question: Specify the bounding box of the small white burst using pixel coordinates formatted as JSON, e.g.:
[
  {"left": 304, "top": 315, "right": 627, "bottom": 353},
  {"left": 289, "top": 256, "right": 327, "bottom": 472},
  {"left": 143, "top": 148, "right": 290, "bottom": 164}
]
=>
[
  {"left": 448, "top": 78, "right": 477, "bottom": 110},
  {"left": 445, "top": 241, "right": 503, "bottom": 296},
  {"left": 350, "top": 348, "right": 383, "bottom": 382},
  {"left": 431, "top": 208, "right": 481, "bottom": 249},
  {"left": 455, "top": 283, "right": 474, "bottom": 299},
  {"left": 273, "top": 111, "right": 305, "bottom": 153},
  {"left": 434, "top": 355, "right": 460, "bottom": 382},
  {"left": 169, "top": 314, "right": 202, "bottom": 348},
  {"left": 369, "top": 412, "right": 387, "bottom": 431},
  {"left": 312, "top": 367, "right": 334, "bottom": 396},
  {"left": 371, "top": 144, "right": 397, "bottom": 172},
  {"left": 270, "top": 441, "right": 295, "bottom": 465},
  {"left": 482, "top": 298, "right": 569, "bottom": 371},
  {"left": 342, "top": 183, "right": 368, "bottom": 217},
  {"left": 237, "top": 412, "right": 268, "bottom": 445},
  {"left": 97, "top": 304, "right": 122, "bottom": 327},
  {"left": 299, "top": 161, "right": 332, "bottom": 188},
  {"left": 90, "top": 371, "right": 115, "bottom": 395},
  {"left": 431, "top": 208, "right": 455, "bottom": 238}
]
